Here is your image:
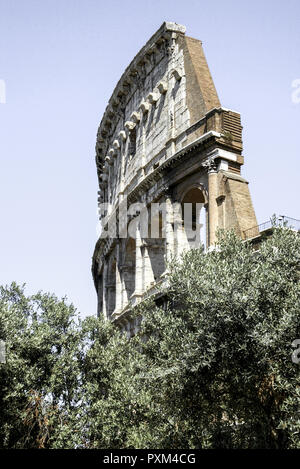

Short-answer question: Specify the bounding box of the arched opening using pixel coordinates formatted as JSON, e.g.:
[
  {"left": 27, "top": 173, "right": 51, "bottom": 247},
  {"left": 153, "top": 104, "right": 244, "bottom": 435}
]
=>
[
  {"left": 143, "top": 238, "right": 165, "bottom": 284},
  {"left": 144, "top": 207, "right": 165, "bottom": 286},
  {"left": 123, "top": 237, "right": 136, "bottom": 303},
  {"left": 107, "top": 259, "right": 116, "bottom": 317},
  {"left": 181, "top": 187, "right": 207, "bottom": 250}
]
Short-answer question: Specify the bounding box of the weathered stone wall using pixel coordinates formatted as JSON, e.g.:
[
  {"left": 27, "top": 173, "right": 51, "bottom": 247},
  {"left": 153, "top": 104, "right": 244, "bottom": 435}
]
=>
[
  {"left": 181, "top": 35, "right": 221, "bottom": 123},
  {"left": 92, "top": 22, "right": 258, "bottom": 328}
]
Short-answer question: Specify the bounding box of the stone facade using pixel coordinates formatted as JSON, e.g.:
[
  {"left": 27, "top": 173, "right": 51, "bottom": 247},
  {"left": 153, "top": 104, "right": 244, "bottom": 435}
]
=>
[{"left": 92, "top": 22, "right": 257, "bottom": 331}]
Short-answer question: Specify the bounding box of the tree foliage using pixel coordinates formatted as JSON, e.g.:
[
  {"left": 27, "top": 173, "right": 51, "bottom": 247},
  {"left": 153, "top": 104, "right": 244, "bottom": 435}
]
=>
[
  {"left": 135, "top": 228, "right": 300, "bottom": 448},
  {"left": 0, "top": 285, "right": 82, "bottom": 448},
  {"left": 0, "top": 228, "right": 299, "bottom": 448}
]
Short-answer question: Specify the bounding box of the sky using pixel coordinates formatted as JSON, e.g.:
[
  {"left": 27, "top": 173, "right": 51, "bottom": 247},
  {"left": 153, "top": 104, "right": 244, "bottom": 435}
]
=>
[{"left": 0, "top": 0, "right": 299, "bottom": 317}]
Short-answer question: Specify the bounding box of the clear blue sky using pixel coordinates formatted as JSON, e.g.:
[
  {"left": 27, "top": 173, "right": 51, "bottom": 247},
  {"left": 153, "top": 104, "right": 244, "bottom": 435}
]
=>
[{"left": 0, "top": 0, "right": 299, "bottom": 317}]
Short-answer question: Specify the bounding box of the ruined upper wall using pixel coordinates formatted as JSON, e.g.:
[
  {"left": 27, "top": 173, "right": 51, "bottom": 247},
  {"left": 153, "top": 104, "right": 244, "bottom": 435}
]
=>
[
  {"left": 95, "top": 22, "right": 222, "bottom": 209},
  {"left": 181, "top": 36, "right": 221, "bottom": 123}
]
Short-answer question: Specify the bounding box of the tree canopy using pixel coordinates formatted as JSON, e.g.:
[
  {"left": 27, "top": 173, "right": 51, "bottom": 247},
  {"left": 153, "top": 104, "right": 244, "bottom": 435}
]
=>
[{"left": 0, "top": 227, "right": 299, "bottom": 448}]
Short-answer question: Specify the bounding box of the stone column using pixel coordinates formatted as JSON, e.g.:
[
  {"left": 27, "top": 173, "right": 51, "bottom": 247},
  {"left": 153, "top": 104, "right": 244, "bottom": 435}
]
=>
[
  {"left": 173, "top": 201, "right": 189, "bottom": 259},
  {"left": 143, "top": 244, "right": 155, "bottom": 290},
  {"left": 168, "top": 75, "right": 176, "bottom": 155},
  {"left": 121, "top": 267, "right": 128, "bottom": 309},
  {"left": 164, "top": 195, "right": 174, "bottom": 270},
  {"left": 173, "top": 201, "right": 182, "bottom": 259},
  {"left": 102, "top": 261, "right": 108, "bottom": 320},
  {"left": 132, "top": 220, "right": 143, "bottom": 303},
  {"left": 199, "top": 202, "right": 207, "bottom": 251},
  {"left": 114, "top": 243, "right": 122, "bottom": 315},
  {"left": 119, "top": 133, "right": 126, "bottom": 194},
  {"left": 205, "top": 203, "right": 209, "bottom": 250},
  {"left": 208, "top": 165, "right": 218, "bottom": 246}
]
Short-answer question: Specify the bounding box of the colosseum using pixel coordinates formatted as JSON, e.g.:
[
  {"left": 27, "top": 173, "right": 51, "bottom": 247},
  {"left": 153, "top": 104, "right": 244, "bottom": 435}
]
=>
[{"left": 92, "top": 22, "right": 257, "bottom": 332}]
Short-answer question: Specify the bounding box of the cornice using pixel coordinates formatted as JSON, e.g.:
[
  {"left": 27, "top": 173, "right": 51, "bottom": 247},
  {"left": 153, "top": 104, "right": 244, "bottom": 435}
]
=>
[
  {"left": 95, "top": 22, "right": 186, "bottom": 170},
  {"left": 92, "top": 129, "right": 223, "bottom": 280}
]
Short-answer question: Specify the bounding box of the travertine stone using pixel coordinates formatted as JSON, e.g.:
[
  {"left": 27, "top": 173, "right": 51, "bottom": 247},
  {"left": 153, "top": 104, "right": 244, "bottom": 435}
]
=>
[
  {"left": 133, "top": 223, "right": 143, "bottom": 299},
  {"left": 125, "top": 121, "right": 136, "bottom": 131},
  {"left": 102, "top": 262, "right": 108, "bottom": 320},
  {"left": 147, "top": 91, "right": 160, "bottom": 104},
  {"left": 158, "top": 80, "right": 168, "bottom": 94},
  {"left": 114, "top": 243, "right": 122, "bottom": 315},
  {"left": 131, "top": 111, "right": 141, "bottom": 123},
  {"left": 171, "top": 68, "right": 183, "bottom": 81},
  {"left": 208, "top": 170, "right": 218, "bottom": 246},
  {"left": 164, "top": 196, "right": 174, "bottom": 268},
  {"left": 119, "top": 130, "right": 127, "bottom": 141},
  {"left": 140, "top": 101, "right": 150, "bottom": 113},
  {"left": 92, "top": 22, "right": 258, "bottom": 323}
]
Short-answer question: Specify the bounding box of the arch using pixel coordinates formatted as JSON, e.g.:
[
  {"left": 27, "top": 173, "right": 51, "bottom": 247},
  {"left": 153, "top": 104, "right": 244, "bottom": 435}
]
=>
[
  {"left": 123, "top": 237, "right": 136, "bottom": 303},
  {"left": 181, "top": 187, "right": 205, "bottom": 226},
  {"left": 179, "top": 183, "right": 208, "bottom": 205},
  {"left": 179, "top": 186, "right": 207, "bottom": 250},
  {"left": 144, "top": 238, "right": 165, "bottom": 281}
]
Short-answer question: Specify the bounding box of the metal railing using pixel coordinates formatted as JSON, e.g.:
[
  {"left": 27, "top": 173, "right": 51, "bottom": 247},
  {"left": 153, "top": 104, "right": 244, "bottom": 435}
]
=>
[{"left": 243, "top": 216, "right": 300, "bottom": 240}]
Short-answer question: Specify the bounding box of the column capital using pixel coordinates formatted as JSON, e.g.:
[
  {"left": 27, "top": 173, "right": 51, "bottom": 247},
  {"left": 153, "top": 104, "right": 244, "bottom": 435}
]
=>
[{"left": 202, "top": 155, "right": 217, "bottom": 173}]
